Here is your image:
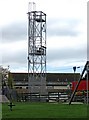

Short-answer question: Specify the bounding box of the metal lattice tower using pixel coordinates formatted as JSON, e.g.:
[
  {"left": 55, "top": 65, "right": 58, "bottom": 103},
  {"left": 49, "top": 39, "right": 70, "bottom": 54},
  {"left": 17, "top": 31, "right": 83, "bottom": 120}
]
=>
[{"left": 27, "top": 3, "right": 47, "bottom": 94}]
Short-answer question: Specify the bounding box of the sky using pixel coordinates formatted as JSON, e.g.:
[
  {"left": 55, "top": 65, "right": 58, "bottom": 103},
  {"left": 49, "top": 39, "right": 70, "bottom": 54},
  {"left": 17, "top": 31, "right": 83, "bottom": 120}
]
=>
[{"left": 0, "top": 0, "right": 88, "bottom": 73}]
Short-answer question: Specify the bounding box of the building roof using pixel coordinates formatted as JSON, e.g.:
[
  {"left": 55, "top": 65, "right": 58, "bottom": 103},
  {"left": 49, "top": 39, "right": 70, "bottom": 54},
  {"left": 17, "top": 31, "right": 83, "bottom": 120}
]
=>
[
  {"left": 11, "top": 73, "right": 80, "bottom": 82},
  {"left": 47, "top": 73, "right": 80, "bottom": 82}
]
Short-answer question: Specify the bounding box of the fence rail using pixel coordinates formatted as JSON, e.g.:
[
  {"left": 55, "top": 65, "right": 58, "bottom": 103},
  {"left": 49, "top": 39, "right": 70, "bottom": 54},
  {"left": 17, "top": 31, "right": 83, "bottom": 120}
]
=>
[{"left": 16, "top": 92, "right": 69, "bottom": 102}]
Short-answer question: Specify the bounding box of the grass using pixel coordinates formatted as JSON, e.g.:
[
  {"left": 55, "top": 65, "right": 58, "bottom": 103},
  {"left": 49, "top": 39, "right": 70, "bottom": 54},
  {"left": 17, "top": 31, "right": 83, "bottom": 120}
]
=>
[{"left": 2, "top": 102, "right": 88, "bottom": 118}]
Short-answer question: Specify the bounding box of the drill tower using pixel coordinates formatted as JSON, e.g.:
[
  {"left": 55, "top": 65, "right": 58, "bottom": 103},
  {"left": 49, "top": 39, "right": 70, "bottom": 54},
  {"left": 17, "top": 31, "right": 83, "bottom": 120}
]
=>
[{"left": 27, "top": 3, "right": 46, "bottom": 94}]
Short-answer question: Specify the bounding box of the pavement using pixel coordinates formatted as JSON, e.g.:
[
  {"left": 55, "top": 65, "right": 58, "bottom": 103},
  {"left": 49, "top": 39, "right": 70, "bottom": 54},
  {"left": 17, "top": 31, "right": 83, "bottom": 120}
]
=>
[{"left": 63, "top": 102, "right": 84, "bottom": 104}]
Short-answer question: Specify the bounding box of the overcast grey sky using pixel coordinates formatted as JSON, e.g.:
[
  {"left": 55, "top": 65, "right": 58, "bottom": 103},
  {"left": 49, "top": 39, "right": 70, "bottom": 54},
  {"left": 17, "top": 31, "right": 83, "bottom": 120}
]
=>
[{"left": 0, "top": 0, "right": 88, "bottom": 73}]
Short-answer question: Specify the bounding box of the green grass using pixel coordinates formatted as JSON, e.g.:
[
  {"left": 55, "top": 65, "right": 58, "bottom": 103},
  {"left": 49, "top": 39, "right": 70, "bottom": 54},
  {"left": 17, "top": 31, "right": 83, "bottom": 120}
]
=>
[{"left": 2, "top": 102, "right": 88, "bottom": 118}]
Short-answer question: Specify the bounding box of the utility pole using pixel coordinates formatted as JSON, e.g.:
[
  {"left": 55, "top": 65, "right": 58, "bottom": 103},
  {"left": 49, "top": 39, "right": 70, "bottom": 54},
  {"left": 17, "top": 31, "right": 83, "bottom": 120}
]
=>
[{"left": 73, "top": 66, "right": 76, "bottom": 81}]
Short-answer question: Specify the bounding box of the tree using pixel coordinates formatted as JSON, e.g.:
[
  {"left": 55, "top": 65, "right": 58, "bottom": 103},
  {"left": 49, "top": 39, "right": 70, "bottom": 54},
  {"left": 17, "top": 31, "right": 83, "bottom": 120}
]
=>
[{"left": 8, "top": 72, "right": 14, "bottom": 89}]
